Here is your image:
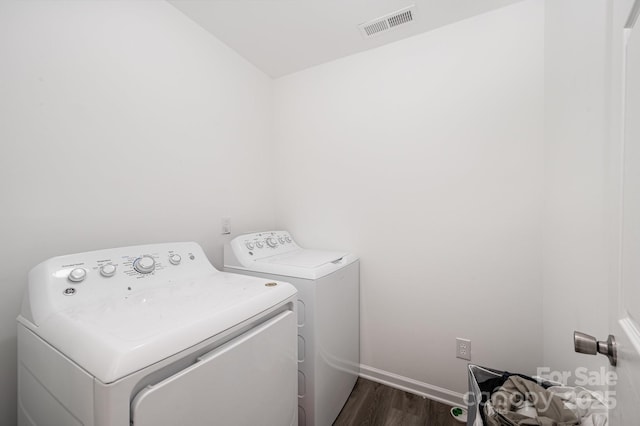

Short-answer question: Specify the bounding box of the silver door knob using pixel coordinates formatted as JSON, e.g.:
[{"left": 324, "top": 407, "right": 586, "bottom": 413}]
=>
[{"left": 574, "top": 331, "right": 617, "bottom": 366}]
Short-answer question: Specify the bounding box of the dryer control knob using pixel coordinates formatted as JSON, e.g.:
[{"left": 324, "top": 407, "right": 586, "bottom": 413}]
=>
[
  {"left": 134, "top": 256, "right": 156, "bottom": 274},
  {"left": 255, "top": 240, "right": 264, "bottom": 248},
  {"left": 245, "top": 242, "right": 255, "bottom": 250},
  {"left": 100, "top": 264, "right": 116, "bottom": 277},
  {"left": 169, "top": 254, "right": 182, "bottom": 265},
  {"left": 278, "top": 237, "right": 285, "bottom": 244},
  {"left": 266, "top": 237, "right": 277, "bottom": 248},
  {"left": 68, "top": 268, "right": 87, "bottom": 283},
  {"left": 285, "top": 236, "right": 292, "bottom": 243}
]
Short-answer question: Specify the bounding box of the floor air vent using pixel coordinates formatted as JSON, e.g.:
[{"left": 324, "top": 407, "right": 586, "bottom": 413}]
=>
[{"left": 359, "top": 5, "right": 415, "bottom": 38}]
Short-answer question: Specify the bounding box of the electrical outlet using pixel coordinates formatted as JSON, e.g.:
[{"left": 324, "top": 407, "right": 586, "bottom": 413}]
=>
[
  {"left": 221, "top": 217, "right": 231, "bottom": 235},
  {"left": 456, "top": 338, "right": 471, "bottom": 361}
]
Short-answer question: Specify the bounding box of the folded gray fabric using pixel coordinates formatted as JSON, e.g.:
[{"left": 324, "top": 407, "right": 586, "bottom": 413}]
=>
[{"left": 484, "top": 376, "right": 580, "bottom": 426}]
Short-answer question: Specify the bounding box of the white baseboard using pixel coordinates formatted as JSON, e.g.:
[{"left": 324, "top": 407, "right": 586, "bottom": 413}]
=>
[{"left": 359, "top": 364, "right": 465, "bottom": 407}]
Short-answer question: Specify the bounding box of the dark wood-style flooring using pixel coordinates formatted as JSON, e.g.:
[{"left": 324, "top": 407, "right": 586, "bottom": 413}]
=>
[{"left": 333, "top": 378, "right": 461, "bottom": 426}]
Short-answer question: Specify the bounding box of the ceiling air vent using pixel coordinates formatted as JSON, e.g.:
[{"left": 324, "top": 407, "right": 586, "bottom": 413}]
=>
[{"left": 358, "top": 5, "right": 416, "bottom": 38}]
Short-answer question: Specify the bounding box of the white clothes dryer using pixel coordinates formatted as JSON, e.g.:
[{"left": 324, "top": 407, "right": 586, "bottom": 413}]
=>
[
  {"left": 17, "top": 242, "right": 298, "bottom": 426},
  {"left": 224, "top": 231, "right": 360, "bottom": 426}
]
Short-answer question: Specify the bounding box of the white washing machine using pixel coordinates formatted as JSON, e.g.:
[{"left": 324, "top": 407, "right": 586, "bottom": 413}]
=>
[
  {"left": 224, "top": 231, "right": 360, "bottom": 426},
  {"left": 17, "top": 241, "right": 298, "bottom": 426}
]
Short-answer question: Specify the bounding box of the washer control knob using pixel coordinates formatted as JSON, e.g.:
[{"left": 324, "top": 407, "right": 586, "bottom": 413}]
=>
[
  {"left": 100, "top": 264, "right": 117, "bottom": 277},
  {"left": 68, "top": 268, "right": 87, "bottom": 283},
  {"left": 255, "top": 240, "right": 264, "bottom": 248},
  {"left": 278, "top": 236, "right": 286, "bottom": 244},
  {"left": 169, "top": 254, "right": 182, "bottom": 265},
  {"left": 266, "top": 237, "right": 277, "bottom": 248},
  {"left": 285, "top": 236, "right": 292, "bottom": 243},
  {"left": 245, "top": 242, "right": 255, "bottom": 250},
  {"left": 133, "top": 256, "right": 156, "bottom": 274}
]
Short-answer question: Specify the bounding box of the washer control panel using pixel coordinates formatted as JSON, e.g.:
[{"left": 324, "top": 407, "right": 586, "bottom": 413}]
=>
[{"left": 231, "top": 231, "right": 299, "bottom": 262}]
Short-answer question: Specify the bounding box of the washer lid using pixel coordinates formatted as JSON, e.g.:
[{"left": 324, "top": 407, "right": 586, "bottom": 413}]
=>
[
  {"left": 17, "top": 242, "right": 297, "bottom": 384},
  {"left": 261, "top": 250, "right": 347, "bottom": 269},
  {"left": 239, "top": 248, "right": 358, "bottom": 280}
]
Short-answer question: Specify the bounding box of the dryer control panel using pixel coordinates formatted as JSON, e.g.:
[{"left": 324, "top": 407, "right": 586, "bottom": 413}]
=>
[{"left": 21, "top": 242, "right": 215, "bottom": 325}]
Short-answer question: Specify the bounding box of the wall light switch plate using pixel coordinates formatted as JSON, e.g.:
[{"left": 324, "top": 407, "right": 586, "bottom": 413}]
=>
[
  {"left": 456, "top": 338, "right": 471, "bottom": 361},
  {"left": 221, "top": 217, "right": 231, "bottom": 235}
]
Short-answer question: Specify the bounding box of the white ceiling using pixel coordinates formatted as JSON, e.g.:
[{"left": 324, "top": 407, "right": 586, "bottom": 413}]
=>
[{"left": 169, "top": 0, "right": 524, "bottom": 78}]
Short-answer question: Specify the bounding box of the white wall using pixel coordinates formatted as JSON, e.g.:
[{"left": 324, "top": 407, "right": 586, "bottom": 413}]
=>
[
  {"left": 542, "top": 0, "right": 611, "bottom": 385},
  {"left": 274, "top": 0, "right": 545, "bottom": 399},
  {"left": 0, "top": 1, "right": 275, "bottom": 423}
]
